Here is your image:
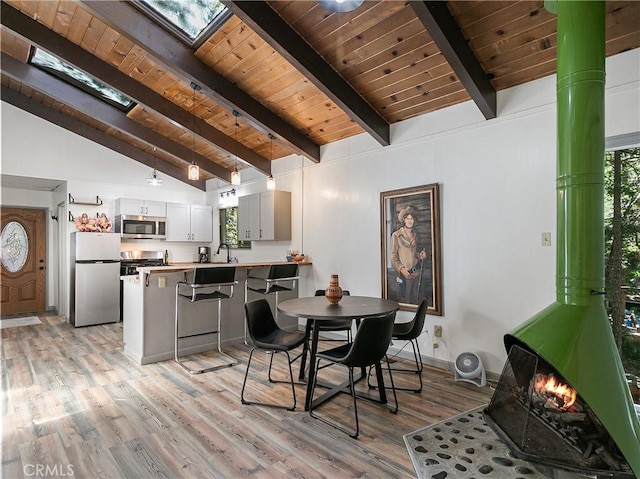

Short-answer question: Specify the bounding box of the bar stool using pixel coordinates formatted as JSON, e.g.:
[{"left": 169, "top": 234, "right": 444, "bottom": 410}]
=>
[
  {"left": 244, "top": 263, "right": 299, "bottom": 345},
  {"left": 175, "top": 266, "right": 238, "bottom": 374}
]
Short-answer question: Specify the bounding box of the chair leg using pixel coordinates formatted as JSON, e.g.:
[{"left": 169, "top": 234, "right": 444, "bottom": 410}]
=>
[
  {"left": 367, "top": 339, "right": 423, "bottom": 393},
  {"left": 274, "top": 291, "right": 279, "bottom": 322},
  {"left": 267, "top": 351, "right": 276, "bottom": 383},
  {"left": 244, "top": 282, "right": 250, "bottom": 346},
  {"left": 175, "top": 295, "right": 236, "bottom": 374},
  {"left": 308, "top": 359, "right": 360, "bottom": 439},
  {"left": 241, "top": 349, "right": 297, "bottom": 411},
  {"left": 298, "top": 321, "right": 312, "bottom": 381},
  {"left": 240, "top": 348, "right": 256, "bottom": 405},
  {"left": 348, "top": 367, "right": 359, "bottom": 439},
  {"left": 383, "top": 354, "right": 399, "bottom": 414}
]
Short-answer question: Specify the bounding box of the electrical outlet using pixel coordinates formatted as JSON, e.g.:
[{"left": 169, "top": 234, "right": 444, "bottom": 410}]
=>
[
  {"left": 158, "top": 276, "right": 166, "bottom": 288},
  {"left": 434, "top": 325, "right": 443, "bottom": 337},
  {"left": 541, "top": 232, "right": 552, "bottom": 246}
]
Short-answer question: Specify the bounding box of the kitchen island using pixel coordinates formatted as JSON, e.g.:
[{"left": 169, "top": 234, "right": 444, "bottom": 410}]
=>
[{"left": 122, "top": 261, "right": 311, "bottom": 365}]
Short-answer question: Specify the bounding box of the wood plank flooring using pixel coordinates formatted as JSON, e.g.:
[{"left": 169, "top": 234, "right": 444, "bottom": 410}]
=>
[{"left": 1, "top": 314, "right": 492, "bottom": 478}]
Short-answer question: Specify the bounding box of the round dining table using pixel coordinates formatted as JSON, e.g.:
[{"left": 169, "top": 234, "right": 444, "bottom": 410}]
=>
[{"left": 278, "top": 295, "right": 399, "bottom": 411}]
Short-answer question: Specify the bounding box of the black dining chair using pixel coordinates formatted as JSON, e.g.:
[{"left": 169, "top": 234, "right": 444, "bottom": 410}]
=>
[
  {"left": 311, "top": 289, "right": 353, "bottom": 340},
  {"left": 244, "top": 263, "right": 300, "bottom": 345},
  {"left": 308, "top": 312, "right": 398, "bottom": 439},
  {"left": 298, "top": 290, "right": 352, "bottom": 380},
  {"left": 241, "top": 299, "right": 308, "bottom": 411},
  {"left": 368, "top": 298, "right": 428, "bottom": 393}
]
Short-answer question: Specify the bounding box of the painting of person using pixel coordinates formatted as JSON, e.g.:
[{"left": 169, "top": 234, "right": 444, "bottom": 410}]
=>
[
  {"left": 381, "top": 184, "right": 442, "bottom": 314},
  {"left": 391, "top": 206, "right": 427, "bottom": 304}
]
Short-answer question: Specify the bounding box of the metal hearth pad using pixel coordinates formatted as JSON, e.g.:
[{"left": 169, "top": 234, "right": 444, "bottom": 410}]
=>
[{"left": 404, "top": 405, "right": 548, "bottom": 479}]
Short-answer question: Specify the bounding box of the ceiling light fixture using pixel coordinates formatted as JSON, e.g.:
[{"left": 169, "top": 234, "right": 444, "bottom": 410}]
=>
[
  {"left": 147, "top": 147, "right": 163, "bottom": 186},
  {"left": 231, "top": 110, "right": 241, "bottom": 186},
  {"left": 219, "top": 188, "right": 236, "bottom": 198},
  {"left": 266, "top": 133, "right": 276, "bottom": 190},
  {"left": 319, "top": 0, "right": 363, "bottom": 13},
  {"left": 188, "top": 81, "right": 200, "bottom": 181}
]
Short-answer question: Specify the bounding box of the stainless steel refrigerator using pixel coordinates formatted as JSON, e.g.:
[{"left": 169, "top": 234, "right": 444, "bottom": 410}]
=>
[{"left": 70, "top": 232, "right": 121, "bottom": 327}]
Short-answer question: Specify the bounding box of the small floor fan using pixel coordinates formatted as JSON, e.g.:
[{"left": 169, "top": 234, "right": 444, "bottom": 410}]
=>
[{"left": 454, "top": 352, "right": 486, "bottom": 387}]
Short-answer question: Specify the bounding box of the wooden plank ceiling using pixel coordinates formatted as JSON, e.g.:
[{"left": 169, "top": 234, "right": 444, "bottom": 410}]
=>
[{"left": 1, "top": 0, "right": 639, "bottom": 190}]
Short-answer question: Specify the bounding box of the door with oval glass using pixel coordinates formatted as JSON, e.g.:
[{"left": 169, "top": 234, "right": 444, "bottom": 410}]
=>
[{"left": 1, "top": 208, "right": 46, "bottom": 315}]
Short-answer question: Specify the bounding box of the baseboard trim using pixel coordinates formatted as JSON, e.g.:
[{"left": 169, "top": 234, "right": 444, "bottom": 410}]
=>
[{"left": 318, "top": 330, "right": 501, "bottom": 382}]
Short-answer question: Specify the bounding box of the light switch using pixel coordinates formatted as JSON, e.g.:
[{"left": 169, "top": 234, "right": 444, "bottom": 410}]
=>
[
  {"left": 158, "top": 276, "right": 167, "bottom": 288},
  {"left": 541, "top": 232, "right": 551, "bottom": 247}
]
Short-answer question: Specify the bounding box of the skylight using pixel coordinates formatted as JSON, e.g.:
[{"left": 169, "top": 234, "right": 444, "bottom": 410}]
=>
[
  {"left": 139, "top": 0, "right": 229, "bottom": 43},
  {"left": 30, "top": 49, "right": 134, "bottom": 110}
]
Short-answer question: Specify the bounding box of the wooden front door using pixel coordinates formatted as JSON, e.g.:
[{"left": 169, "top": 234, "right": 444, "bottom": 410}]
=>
[{"left": 1, "top": 208, "right": 47, "bottom": 315}]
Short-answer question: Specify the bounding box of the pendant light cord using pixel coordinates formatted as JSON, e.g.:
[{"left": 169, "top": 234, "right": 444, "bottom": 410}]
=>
[
  {"left": 188, "top": 82, "right": 201, "bottom": 180},
  {"left": 192, "top": 84, "right": 196, "bottom": 163},
  {"left": 301, "top": 154, "right": 304, "bottom": 256}
]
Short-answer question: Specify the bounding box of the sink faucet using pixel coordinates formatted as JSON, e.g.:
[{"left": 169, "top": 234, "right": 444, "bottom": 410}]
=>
[{"left": 216, "top": 243, "right": 231, "bottom": 263}]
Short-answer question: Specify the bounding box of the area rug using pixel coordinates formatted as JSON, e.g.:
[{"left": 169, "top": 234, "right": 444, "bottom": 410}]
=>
[
  {"left": 0, "top": 316, "right": 41, "bottom": 329},
  {"left": 404, "top": 404, "right": 547, "bottom": 479}
]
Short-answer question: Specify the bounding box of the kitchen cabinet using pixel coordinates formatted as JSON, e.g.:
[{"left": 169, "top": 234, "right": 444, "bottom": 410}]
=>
[
  {"left": 238, "top": 194, "right": 260, "bottom": 241},
  {"left": 116, "top": 198, "right": 166, "bottom": 217},
  {"left": 238, "top": 190, "right": 291, "bottom": 241},
  {"left": 121, "top": 264, "right": 301, "bottom": 365},
  {"left": 166, "top": 203, "right": 213, "bottom": 242}
]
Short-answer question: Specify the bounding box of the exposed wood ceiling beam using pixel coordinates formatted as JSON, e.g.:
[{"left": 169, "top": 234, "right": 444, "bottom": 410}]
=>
[
  {"left": 0, "top": 2, "right": 270, "bottom": 176},
  {"left": 410, "top": 1, "right": 496, "bottom": 120},
  {"left": 78, "top": 0, "right": 321, "bottom": 163},
  {"left": 1, "top": 86, "right": 206, "bottom": 190},
  {"left": 1, "top": 53, "right": 232, "bottom": 183},
  {"left": 223, "top": 0, "right": 390, "bottom": 147}
]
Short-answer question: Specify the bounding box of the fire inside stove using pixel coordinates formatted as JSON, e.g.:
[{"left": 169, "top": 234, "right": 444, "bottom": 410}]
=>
[
  {"left": 534, "top": 373, "right": 577, "bottom": 411},
  {"left": 484, "top": 345, "right": 633, "bottom": 478}
]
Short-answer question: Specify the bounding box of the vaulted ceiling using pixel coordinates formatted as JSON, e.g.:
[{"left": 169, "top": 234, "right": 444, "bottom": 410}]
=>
[{"left": 2, "top": 1, "right": 639, "bottom": 191}]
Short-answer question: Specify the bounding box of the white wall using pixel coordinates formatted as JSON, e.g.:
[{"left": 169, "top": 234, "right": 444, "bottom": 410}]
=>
[
  {"left": 2, "top": 49, "right": 638, "bottom": 375},
  {"left": 1, "top": 105, "right": 212, "bottom": 315},
  {"left": 213, "top": 49, "right": 640, "bottom": 375}
]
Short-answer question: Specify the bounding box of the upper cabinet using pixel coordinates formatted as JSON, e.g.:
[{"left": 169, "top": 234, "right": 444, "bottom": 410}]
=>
[
  {"left": 116, "top": 198, "right": 166, "bottom": 217},
  {"left": 238, "top": 190, "right": 291, "bottom": 241},
  {"left": 165, "top": 203, "right": 213, "bottom": 242}
]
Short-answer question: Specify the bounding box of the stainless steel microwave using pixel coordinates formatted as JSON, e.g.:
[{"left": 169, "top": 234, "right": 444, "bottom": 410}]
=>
[{"left": 115, "top": 215, "right": 166, "bottom": 239}]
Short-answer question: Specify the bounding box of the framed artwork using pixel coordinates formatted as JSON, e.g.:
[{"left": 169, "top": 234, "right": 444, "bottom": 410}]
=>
[{"left": 380, "top": 183, "right": 442, "bottom": 314}]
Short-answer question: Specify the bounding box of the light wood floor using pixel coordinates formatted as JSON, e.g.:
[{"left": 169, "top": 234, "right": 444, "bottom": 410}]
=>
[{"left": 1, "top": 314, "right": 492, "bottom": 479}]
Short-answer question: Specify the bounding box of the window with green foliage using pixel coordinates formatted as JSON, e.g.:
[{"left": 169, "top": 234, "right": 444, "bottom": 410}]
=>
[
  {"left": 139, "top": 0, "right": 229, "bottom": 44},
  {"left": 30, "top": 49, "right": 134, "bottom": 110},
  {"left": 219, "top": 207, "right": 250, "bottom": 249},
  {"left": 605, "top": 146, "right": 640, "bottom": 382}
]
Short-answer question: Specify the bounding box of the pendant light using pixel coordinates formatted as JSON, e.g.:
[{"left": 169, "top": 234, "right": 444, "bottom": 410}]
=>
[
  {"left": 266, "top": 133, "right": 276, "bottom": 190},
  {"left": 188, "top": 82, "right": 200, "bottom": 181},
  {"left": 146, "top": 147, "right": 163, "bottom": 186},
  {"left": 319, "top": 0, "right": 363, "bottom": 13},
  {"left": 230, "top": 110, "right": 241, "bottom": 185}
]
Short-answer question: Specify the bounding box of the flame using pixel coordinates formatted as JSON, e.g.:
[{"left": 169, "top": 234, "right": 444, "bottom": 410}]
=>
[{"left": 534, "top": 374, "right": 577, "bottom": 410}]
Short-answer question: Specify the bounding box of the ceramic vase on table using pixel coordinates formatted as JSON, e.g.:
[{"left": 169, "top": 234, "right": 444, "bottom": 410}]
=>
[{"left": 325, "top": 274, "right": 343, "bottom": 304}]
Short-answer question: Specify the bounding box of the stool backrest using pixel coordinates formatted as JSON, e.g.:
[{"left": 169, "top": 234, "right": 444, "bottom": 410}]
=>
[
  {"left": 194, "top": 266, "right": 236, "bottom": 285},
  {"left": 268, "top": 263, "right": 299, "bottom": 280}
]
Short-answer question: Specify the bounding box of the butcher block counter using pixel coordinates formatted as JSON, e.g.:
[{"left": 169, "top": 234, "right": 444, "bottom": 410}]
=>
[
  {"left": 122, "top": 261, "right": 311, "bottom": 365},
  {"left": 134, "top": 260, "right": 311, "bottom": 275}
]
